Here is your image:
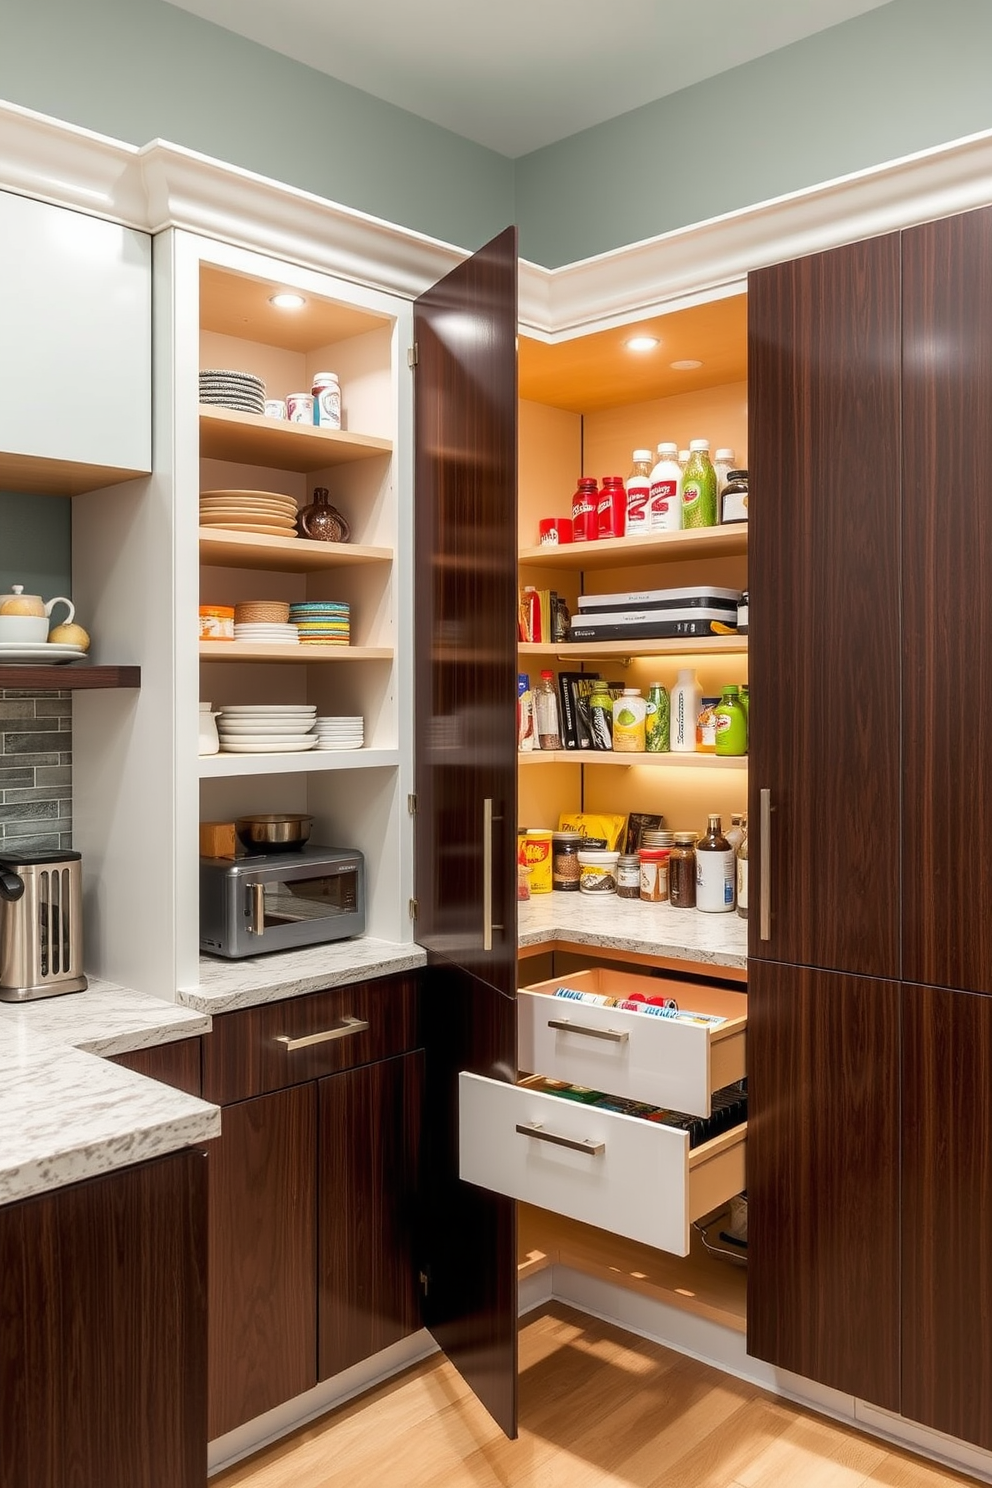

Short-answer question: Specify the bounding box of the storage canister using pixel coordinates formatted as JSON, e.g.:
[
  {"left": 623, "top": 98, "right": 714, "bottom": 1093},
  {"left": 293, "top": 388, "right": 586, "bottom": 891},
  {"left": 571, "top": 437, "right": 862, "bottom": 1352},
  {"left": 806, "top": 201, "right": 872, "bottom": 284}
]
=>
[
  {"left": 577, "top": 849, "right": 619, "bottom": 895},
  {"left": 617, "top": 853, "right": 641, "bottom": 898},
  {"left": 638, "top": 847, "right": 670, "bottom": 902},
  {"left": 199, "top": 604, "right": 235, "bottom": 640},
  {"left": 669, "top": 832, "right": 698, "bottom": 908},
  {"left": 311, "top": 371, "right": 341, "bottom": 429},
  {"left": 552, "top": 830, "right": 583, "bottom": 891}
]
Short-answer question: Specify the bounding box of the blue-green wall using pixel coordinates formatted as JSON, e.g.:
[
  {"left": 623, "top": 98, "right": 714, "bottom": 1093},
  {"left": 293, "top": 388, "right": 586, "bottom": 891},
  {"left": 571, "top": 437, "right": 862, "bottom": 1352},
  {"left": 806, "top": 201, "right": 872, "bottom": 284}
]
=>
[{"left": 0, "top": 493, "right": 72, "bottom": 603}]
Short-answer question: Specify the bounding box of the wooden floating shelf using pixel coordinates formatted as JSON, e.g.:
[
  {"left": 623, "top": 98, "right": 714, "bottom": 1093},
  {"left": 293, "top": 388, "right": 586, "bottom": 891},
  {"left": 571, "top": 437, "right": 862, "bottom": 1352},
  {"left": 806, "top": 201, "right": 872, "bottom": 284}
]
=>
[
  {"left": 198, "top": 528, "right": 392, "bottom": 572},
  {"left": 0, "top": 450, "right": 147, "bottom": 498},
  {"left": 199, "top": 642, "right": 391, "bottom": 663},
  {"left": 518, "top": 749, "right": 747, "bottom": 768},
  {"left": 199, "top": 406, "right": 392, "bottom": 471},
  {"left": 519, "top": 636, "right": 747, "bottom": 660},
  {"left": 0, "top": 665, "right": 140, "bottom": 690},
  {"left": 518, "top": 525, "right": 748, "bottom": 571},
  {"left": 199, "top": 748, "right": 399, "bottom": 778}
]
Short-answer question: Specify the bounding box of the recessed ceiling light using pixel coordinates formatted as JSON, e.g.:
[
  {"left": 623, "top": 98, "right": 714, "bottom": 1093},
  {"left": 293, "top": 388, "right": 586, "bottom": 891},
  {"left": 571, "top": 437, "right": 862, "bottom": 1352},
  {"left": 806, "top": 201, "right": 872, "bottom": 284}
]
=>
[
  {"left": 670, "top": 358, "right": 703, "bottom": 371},
  {"left": 625, "top": 335, "right": 659, "bottom": 352},
  {"left": 269, "top": 292, "right": 307, "bottom": 310}
]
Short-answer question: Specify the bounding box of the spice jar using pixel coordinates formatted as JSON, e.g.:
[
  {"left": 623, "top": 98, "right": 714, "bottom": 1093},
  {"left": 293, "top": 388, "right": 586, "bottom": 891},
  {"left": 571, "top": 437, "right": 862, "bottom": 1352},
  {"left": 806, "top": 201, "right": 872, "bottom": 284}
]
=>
[
  {"left": 617, "top": 853, "right": 641, "bottom": 898},
  {"left": 552, "top": 831, "right": 583, "bottom": 891},
  {"left": 638, "top": 847, "right": 670, "bottom": 902},
  {"left": 577, "top": 849, "right": 619, "bottom": 895},
  {"left": 669, "top": 832, "right": 698, "bottom": 908}
]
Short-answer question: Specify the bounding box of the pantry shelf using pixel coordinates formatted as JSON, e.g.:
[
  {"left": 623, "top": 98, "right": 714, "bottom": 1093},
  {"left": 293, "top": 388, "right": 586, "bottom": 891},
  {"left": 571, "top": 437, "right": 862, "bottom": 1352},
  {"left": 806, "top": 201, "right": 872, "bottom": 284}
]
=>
[
  {"left": 518, "top": 525, "right": 748, "bottom": 572},
  {"left": 519, "top": 637, "right": 747, "bottom": 661},
  {"left": 199, "top": 748, "right": 399, "bottom": 778},
  {"left": 198, "top": 405, "right": 392, "bottom": 470},
  {"left": 517, "top": 749, "right": 747, "bottom": 768},
  {"left": 198, "top": 528, "right": 392, "bottom": 572},
  {"left": 199, "top": 642, "right": 392, "bottom": 663}
]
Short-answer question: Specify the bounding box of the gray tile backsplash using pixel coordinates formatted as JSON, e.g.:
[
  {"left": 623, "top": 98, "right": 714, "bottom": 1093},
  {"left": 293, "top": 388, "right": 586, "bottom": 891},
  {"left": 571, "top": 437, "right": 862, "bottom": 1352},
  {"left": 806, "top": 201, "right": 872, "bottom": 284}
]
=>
[{"left": 0, "top": 692, "right": 72, "bottom": 853}]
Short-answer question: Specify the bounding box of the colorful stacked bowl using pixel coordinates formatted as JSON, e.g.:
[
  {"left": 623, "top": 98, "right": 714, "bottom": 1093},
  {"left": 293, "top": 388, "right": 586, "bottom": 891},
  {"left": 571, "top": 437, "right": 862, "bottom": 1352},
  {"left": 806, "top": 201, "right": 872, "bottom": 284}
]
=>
[{"left": 289, "top": 601, "right": 351, "bottom": 646}]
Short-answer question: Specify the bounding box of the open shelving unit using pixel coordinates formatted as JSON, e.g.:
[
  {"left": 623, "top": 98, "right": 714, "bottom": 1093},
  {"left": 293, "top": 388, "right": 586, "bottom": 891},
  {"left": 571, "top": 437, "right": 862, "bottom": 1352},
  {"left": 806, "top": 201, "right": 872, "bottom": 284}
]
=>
[{"left": 198, "top": 405, "right": 392, "bottom": 469}]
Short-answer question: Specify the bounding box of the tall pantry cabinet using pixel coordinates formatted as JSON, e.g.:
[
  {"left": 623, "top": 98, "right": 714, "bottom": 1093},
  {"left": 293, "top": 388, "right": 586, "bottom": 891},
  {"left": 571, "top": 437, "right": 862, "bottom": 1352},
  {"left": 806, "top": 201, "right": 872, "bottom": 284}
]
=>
[{"left": 747, "top": 203, "right": 992, "bottom": 1448}]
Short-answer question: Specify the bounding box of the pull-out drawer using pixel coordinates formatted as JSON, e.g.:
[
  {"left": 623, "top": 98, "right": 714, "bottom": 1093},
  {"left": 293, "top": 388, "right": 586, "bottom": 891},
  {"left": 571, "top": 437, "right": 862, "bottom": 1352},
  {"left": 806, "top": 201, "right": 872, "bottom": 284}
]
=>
[
  {"left": 459, "top": 1071, "right": 746, "bottom": 1256},
  {"left": 519, "top": 969, "right": 746, "bottom": 1118}
]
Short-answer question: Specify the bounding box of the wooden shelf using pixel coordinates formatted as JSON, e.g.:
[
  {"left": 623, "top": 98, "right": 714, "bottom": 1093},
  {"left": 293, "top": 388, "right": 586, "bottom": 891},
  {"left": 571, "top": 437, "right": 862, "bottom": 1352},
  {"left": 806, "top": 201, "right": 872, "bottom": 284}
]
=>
[
  {"left": 519, "top": 636, "right": 747, "bottom": 661},
  {"left": 199, "top": 642, "right": 391, "bottom": 663},
  {"left": 519, "top": 525, "right": 748, "bottom": 572},
  {"left": 198, "top": 528, "right": 391, "bottom": 572},
  {"left": 199, "top": 406, "right": 392, "bottom": 471},
  {"left": 0, "top": 665, "right": 140, "bottom": 690},
  {"left": 518, "top": 749, "right": 746, "bottom": 768},
  {"left": 199, "top": 748, "right": 399, "bottom": 778},
  {"left": 0, "top": 451, "right": 147, "bottom": 498}
]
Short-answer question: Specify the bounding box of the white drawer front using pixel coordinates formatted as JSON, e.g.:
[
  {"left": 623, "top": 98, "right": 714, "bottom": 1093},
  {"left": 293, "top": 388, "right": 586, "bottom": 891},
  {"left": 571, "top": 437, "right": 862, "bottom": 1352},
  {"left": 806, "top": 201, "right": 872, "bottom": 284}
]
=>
[{"left": 459, "top": 1072, "right": 746, "bottom": 1256}]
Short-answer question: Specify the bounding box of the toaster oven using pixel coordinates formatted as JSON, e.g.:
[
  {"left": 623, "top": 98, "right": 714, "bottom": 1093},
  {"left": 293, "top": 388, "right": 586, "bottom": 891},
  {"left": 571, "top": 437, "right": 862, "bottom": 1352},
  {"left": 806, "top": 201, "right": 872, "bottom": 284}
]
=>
[{"left": 199, "top": 844, "right": 365, "bottom": 959}]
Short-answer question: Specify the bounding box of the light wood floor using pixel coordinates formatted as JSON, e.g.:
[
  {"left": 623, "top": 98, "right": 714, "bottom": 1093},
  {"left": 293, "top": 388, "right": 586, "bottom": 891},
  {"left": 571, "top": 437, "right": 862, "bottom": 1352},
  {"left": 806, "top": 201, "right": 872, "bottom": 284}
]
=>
[{"left": 212, "top": 1305, "right": 983, "bottom": 1488}]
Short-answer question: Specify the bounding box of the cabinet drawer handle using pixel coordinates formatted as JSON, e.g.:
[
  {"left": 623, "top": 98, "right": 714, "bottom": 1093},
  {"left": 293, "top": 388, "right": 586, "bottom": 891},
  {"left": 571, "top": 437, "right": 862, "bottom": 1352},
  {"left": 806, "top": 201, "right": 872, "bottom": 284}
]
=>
[
  {"left": 275, "top": 1016, "right": 370, "bottom": 1051},
  {"left": 547, "top": 1018, "right": 629, "bottom": 1045},
  {"left": 515, "top": 1122, "right": 605, "bottom": 1156},
  {"left": 483, "top": 797, "right": 504, "bottom": 951},
  {"left": 760, "top": 787, "right": 773, "bottom": 942}
]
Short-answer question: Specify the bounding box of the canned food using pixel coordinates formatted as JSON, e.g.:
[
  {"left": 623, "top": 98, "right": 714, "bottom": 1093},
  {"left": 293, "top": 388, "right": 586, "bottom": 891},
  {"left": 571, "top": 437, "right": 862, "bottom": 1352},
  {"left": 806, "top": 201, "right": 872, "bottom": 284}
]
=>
[{"left": 199, "top": 604, "right": 235, "bottom": 640}]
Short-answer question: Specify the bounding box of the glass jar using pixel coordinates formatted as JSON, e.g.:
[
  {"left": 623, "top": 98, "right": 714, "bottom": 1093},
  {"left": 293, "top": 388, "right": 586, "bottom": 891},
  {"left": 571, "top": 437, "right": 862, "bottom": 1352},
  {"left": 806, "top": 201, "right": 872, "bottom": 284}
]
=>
[
  {"left": 638, "top": 847, "right": 670, "bottom": 902},
  {"left": 669, "top": 833, "right": 698, "bottom": 908},
  {"left": 617, "top": 853, "right": 641, "bottom": 898},
  {"left": 552, "top": 831, "right": 583, "bottom": 891},
  {"left": 577, "top": 850, "right": 619, "bottom": 895}
]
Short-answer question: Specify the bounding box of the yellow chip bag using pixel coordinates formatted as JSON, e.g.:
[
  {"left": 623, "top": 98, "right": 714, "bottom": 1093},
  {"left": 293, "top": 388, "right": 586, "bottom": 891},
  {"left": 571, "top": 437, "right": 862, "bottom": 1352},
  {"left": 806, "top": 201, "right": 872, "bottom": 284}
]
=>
[{"left": 556, "top": 812, "right": 627, "bottom": 853}]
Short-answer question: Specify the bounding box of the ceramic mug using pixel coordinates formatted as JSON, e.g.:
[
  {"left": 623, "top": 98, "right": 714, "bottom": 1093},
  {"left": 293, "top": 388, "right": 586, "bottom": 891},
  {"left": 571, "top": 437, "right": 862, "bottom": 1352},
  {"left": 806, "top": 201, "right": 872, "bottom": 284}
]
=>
[{"left": 286, "top": 392, "right": 314, "bottom": 424}]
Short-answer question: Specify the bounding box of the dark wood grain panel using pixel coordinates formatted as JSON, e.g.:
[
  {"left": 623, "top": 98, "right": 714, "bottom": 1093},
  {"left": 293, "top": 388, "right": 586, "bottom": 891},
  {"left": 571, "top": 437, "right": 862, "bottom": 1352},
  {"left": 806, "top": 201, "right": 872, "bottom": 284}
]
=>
[
  {"left": 110, "top": 1036, "right": 202, "bottom": 1096},
  {"left": 0, "top": 1149, "right": 207, "bottom": 1488},
  {"left": 747, "top": 235, "right": 902, "bottom": 978},
  {"left": 747, "top": 961, "right": 900, "bottom": 1408},
  {"left": 317, "top": 1051, "right": 423, "bottom": 1380},
  {"left": 0, "top": 665, "right": 140, "bottom": 690},
  {"left": 201, "top": 973, "right": 419, "bottom": 1106},
  {"left": 902, "top": 983, "right": 992, "bottom": 1446},
  {"left": 902, "top": 205, "right": 992, "bottom": 992},
  {"left": 207, "top": 1087, "right": 316, "bottom": 1440}
]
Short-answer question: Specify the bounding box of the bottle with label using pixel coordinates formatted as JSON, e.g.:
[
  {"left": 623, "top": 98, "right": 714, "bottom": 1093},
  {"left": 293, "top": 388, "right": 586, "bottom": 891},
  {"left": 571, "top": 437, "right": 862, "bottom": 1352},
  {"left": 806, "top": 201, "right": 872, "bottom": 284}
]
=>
[
  {"left": 613, "top": 688, "right": 646, "bottom": 751},
  {"left": 681, "top": 439, "right": 718, "bottom": 528},
  {"left": 736, "top": 814, "right": 748, "bottom": 919},
  {"left": 721, "top": 469, "right": 749, "bottom": 524},
  {"left": 624, "top": 450, "right": 653, "bottom": 537},
  {"left": 645, "top": 682, "right": 670, "bottom": 753},
  {"left": 739, "top": 683, "right": 749, "bottom": 742},
  {"left": 696, "top": 814, "right": 735, "bottom": 913},
  {"left": 714, "top": 684, "right": 748, "bottom": 756},
  {"left": 669, "top": 832, "right": 697, "bottom": 908},
  {"left": 670, "top": 668, "right": 702, "bottom": 753},
  {"left": 678, "top": 449, "right": 690, "bottom": 471},
  {"left": 696, "top": 696, "right": 719, "bottom": 753},
  {"left": 648, "top": 442, "right": 682, "bottom": 532},
  {"left": 517, "top": 673, "right": 535, "bottom": 752},
  {"left": 725, "top": 812, "right": 745, "bottom": 855},
  {"left": 311, "top": 371, "right": 341, "bottom": 428},
  {"left": 571, "top": 477, "right": 598, "bottom": 542},
  {"left": 596, "top": 476, "right": 627, "bottom": 539},
  {"left": 588, "top": 680, "right": 614, "bottom": 750},
  {"left": 713, "top": 447, "right": 736, "bottom": 495},
  {"left": 535, "top": 670, "right": 563, "bottom": 750}
]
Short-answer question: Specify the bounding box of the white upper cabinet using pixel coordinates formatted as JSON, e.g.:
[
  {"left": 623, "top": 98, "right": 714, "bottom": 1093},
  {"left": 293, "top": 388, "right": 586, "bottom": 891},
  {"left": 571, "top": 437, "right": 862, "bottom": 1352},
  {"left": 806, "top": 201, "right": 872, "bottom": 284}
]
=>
[{"left": 0, "top": 190, "right": 150, "bottom": 489}]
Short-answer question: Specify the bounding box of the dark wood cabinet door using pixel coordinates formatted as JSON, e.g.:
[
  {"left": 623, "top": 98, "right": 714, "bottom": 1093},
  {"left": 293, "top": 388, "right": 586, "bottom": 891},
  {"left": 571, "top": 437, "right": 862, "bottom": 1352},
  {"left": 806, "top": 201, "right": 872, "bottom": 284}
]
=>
[
  {"left": 903, "top": 983, "right": 992, "bottom": 1447},
  {"left": 902, "top": 205, "right": 992, "bottom": 993},
  {"left": 747, "top": 961, "right": 900, "bottom": 1409},
  {"left": 747, "top": 234, "right": 902, "bottom": 979},
  {"left": 414, "top": 229, "right": 519, "bottom": 1437},
  {"left": 0, "top": 1149, "right": 207, "bottom": 1488},
  {"left": 317, "top": 1051, "right": 423, "bottom": 1380},
  {"left": 110, "top": 1036, "right": 202, "bottom": 1095},
  {"left": 207, "top": 1086, "right": 316, "bottom": 1440}
]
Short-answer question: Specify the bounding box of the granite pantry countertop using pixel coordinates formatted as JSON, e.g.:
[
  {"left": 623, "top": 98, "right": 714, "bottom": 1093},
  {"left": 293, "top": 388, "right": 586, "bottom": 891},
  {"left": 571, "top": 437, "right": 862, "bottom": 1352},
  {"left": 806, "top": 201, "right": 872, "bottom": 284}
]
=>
[
  {"left": 0, "top": 976, "right": 210, "bottom": 1056},
  {"left": 518, "top": 894, "right": 748, "bottom": 972},
  {"left": 180, "top": 937, "right": 428, "bottom": 1014}
]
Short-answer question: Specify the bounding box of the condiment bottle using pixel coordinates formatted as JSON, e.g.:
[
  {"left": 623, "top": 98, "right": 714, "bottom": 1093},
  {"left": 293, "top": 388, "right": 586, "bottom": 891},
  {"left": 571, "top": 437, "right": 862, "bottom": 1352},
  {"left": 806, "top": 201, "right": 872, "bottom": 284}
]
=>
[
  {"left": 721, "top": 469, "right": 749, "bottom": 524},
  {"left": 645, "top": 682, "right": 670, "bottom": 753},
  {"left": 714, "top": 684, "right": 748, "bottom": 756},
  {"left": 739, "top": 683, "right": 750, "bottom": 739},
  {"left": 713, "top": 447, "right": 736, "bottom": 495},
  {"left": 612, "top": 688, "right": 646, "bottom": 751},
  {"left": 696, "top": 814, "right": 735, "bottom": 913},
  {"left": 669, "top": 833, "right": 697, "bottom": 908},
  {"left": 624, "top": 450, "right": 653, "bottom": 537},
  {"left": 648, "top": 442, "right": 682, "bottom": 532},
  {"left": 681, "top": 440, "right": 718, "bottom": 528},
  {"left": 535, "top": 670, "right": 563, "bottom": 750},
  {"left": 311, "top": 371, "right": 341, "bottom": 428},
  {"left": 736, "top": 814, "right": 748, "bottom": 920},
  {"left": 517, "top": 673, "right": 535, "bottom": 752},
  {"left": 588, "top": 680, "right": 614, "bottom": 750},
  {"left": 670, "top": 668, "right": 701, "bottom": 753},
  {"left": 596, "top": 476, "right": 627, "bottom": 539},
  {"left": 571, "top": 477, "right": 598, "bottom": 542},
  {"left": 724, "top": 812, "right": 745, "bottom": 855}
]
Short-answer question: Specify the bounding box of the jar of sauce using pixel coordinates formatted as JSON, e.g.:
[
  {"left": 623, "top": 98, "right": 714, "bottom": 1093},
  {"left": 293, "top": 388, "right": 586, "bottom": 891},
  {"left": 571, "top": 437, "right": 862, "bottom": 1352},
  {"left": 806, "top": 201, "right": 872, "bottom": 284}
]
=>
[
  {"left": 669, "top": 832, "right": 698, "bottom": 908},
  {"left": 638, "top": 847, "right": 670, "bottom": 902},
  {"left": 552, "top": 831, "right": 582, "bottom": 891},
  {"left": 617, "top": 854, "right": 641, "bottom": 898}
]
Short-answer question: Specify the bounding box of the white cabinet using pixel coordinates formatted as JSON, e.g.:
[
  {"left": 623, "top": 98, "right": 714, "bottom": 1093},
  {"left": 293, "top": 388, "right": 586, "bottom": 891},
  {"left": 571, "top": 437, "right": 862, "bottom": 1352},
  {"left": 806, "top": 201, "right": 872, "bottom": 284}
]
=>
[{"left": 0, "top": 191, "right": 150, "bottom": 488}]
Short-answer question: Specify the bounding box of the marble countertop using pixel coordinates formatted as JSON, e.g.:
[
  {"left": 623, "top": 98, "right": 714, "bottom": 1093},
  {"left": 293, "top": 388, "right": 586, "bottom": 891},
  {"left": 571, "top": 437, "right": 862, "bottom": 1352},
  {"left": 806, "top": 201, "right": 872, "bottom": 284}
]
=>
[
  {"left": 518, "top": 893, "right": 748, "bottom": 971},
  {"left": 180, "top": 937, "right": 428, "bottom": 1014},
  {"left": 0, "top": 977, "right": 210, "bottom": 1057}
]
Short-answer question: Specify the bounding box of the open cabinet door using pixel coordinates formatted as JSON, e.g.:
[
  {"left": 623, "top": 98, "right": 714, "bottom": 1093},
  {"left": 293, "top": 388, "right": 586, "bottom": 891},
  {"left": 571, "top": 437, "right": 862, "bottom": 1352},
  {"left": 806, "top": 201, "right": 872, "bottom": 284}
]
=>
[{"left": 414, "top": 227, "right": 519, "bottom": 1437}]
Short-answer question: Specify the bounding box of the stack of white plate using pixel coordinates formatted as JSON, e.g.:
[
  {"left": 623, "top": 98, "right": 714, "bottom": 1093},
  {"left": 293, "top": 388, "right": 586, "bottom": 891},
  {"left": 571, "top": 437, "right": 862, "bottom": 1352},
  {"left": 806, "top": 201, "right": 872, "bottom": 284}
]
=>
[
  {"left": 315, "top": 716, "right": 364, "bottom": 751},
  {"left": 233, "top": 623, "right": 300, "bottom": 646},
  {"left": 217, "top": 704, "right": 317, "bottom": 754},
  {"left": 199, "top": 369, "right": 265, "bottom": 414},
  {"left": 200, "top": 489, "right": 300, "bottom": 540}
]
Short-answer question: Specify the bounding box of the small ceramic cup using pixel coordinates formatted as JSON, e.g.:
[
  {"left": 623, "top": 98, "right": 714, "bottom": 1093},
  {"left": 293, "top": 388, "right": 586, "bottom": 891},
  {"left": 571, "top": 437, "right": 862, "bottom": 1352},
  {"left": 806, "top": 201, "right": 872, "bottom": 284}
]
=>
[
  {"left": 264, "top": 399, "right": 287, "bottom": 419},
  {"left": 0, "top": 614, "right": 48, "bottom": 642},
  {"left": 286, "top": 392, "right": 314, "bottom": 424}
]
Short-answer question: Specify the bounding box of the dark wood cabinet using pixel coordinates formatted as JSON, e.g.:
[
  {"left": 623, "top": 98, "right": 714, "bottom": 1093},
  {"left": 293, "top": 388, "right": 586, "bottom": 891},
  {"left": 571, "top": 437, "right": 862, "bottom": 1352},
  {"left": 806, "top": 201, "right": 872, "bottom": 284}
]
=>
[
  {"left": 0, "top": 1148, "right": 207, "bottom": 1488},
  {"left": 110, "top": 1036, "right": 202, "bottom": 1096}
]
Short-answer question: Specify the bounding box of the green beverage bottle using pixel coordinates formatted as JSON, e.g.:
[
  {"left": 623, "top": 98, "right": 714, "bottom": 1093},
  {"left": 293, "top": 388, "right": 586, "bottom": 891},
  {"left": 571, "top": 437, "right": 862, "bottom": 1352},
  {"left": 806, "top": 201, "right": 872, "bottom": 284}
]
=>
[
  {"left": 714, "top": 684, "right": 747, "bottom": 756},
  {"left": 645, "top": 682, "right": 670, "bottom": 753},
  {"left": 681, "top": 439, "right": 718, "bottom": 528}
]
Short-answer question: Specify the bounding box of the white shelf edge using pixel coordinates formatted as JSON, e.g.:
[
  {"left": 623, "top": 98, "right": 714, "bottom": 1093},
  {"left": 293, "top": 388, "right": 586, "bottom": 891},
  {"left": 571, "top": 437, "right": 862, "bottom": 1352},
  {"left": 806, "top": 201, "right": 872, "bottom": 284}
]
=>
[{"left": 198, "top": 748, "right": 399, "bottom": 778}]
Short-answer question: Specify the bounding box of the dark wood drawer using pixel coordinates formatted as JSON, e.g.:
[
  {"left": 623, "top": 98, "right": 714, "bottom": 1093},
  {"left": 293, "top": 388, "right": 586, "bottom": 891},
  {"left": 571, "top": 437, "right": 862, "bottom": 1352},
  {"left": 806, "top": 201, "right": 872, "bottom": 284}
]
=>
[
  {"left": 202, "top": 973, "right": 421, "bottom": 1106},
  {"left": 110, "top": 1037, "right": 203, "bottom": 1097}
]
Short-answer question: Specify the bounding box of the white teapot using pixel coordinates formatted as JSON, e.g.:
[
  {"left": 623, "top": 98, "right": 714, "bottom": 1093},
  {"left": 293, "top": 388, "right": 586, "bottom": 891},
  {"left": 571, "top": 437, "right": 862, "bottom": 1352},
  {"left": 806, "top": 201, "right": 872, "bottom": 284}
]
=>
[{"left": 0, "top": 585, "right": 74, "bottom": 643}]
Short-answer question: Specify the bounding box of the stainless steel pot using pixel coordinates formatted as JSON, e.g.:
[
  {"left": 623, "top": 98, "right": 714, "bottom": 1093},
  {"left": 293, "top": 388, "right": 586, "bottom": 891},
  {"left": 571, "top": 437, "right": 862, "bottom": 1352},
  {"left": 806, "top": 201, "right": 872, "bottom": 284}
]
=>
[{"left": 234, "top": 814, "right": 313, "bottom": 853}]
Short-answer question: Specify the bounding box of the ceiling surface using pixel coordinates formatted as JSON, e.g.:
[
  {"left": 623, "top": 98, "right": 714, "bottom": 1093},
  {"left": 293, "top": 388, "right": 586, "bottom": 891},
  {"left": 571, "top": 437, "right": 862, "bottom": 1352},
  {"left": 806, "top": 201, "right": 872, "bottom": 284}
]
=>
[{"left": 165, "top": 0, "right": 893, "bottom": 157}]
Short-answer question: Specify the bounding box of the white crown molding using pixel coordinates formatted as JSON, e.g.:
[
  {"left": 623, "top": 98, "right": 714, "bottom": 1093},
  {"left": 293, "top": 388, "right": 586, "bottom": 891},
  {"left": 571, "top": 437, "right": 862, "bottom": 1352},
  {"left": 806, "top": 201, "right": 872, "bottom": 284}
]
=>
[{"left": 4, "top": 98, "right": 992, "bottom": 335}]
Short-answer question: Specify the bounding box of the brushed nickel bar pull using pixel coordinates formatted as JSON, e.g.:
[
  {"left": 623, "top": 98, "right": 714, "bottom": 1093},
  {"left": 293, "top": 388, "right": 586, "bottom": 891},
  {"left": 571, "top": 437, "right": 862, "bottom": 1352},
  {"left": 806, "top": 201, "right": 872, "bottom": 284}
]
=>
[
  {"left": 760, "top": 787, "right": 773, "bottom": 942},
  {"left": 547, "top": 1018, "right": 629, "bottom": 1045},
  {"left": 248, "top": 883, "right": 265, "bottom": 936},
  {"left": 482, "top": 798, "right": 504, "bottom": 950},
  {"left": 515, "top": 1122, "right": 605, "bottom": 1156},
  {"left": 276, "top": 1016, "right": 369, "bottom": 1051}
]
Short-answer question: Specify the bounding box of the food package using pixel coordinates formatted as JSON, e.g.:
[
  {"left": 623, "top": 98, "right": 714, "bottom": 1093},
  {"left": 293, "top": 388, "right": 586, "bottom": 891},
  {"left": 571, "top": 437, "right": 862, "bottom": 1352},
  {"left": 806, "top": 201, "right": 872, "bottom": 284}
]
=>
[
  {"left": 556, "top": 811, "right": 627, "bottom": 852},
  {"left": 518, "top": 828, "right": 553, "bottom": 893}
]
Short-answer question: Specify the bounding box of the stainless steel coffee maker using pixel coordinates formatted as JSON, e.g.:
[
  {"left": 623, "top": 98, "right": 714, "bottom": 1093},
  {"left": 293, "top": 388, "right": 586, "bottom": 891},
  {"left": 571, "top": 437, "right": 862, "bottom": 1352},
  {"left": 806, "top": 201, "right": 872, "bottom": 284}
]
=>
[{"left": 0, "top": 849, "right": 87, "bottom": 1001}]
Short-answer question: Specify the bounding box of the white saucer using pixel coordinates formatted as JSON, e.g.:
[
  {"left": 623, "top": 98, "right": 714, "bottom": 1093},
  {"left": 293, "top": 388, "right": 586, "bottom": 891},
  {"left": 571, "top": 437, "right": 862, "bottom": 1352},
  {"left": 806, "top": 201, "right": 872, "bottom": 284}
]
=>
[{"left": 0, "top": 642, "right": 87, "bottom": 664}]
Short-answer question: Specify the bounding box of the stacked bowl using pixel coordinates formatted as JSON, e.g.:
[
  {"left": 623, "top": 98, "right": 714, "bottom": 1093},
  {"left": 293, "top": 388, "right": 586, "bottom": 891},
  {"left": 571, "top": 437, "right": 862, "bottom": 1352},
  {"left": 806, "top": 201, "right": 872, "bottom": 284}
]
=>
[
  {"left": 233, "top": 600, "right": 299, "bottom": 646},
  {"left": 315, "top": 716, "right": 364, "bottom": 751},
  {"left": 199, "top": 369, "right": 266, "bottom": 414},
  {"left": 289, "top": 601, "right": 351, "bottom": 646},
  {"left": 217, "top": 704, "right": 317, "bottom": 754}
]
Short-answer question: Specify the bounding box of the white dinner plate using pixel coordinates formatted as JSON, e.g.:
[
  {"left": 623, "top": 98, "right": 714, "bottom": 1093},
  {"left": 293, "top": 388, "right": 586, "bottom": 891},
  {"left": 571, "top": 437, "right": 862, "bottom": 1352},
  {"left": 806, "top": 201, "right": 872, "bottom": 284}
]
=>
[
  {"left": 219, "top": 737, "right": 319, "bottom": 753},
  {"left": 219, "top": 723, "right": 316, "bottom": 735},
  {"left": 0, "top": 642, "right": 87, "bottom": 663},
  {"left": 220, "top": 704, "right": 316, "bottom": 713}
]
